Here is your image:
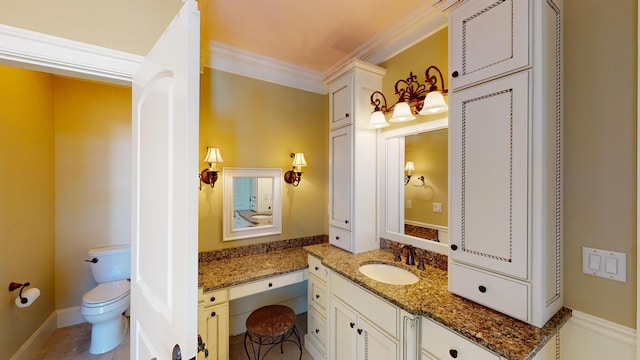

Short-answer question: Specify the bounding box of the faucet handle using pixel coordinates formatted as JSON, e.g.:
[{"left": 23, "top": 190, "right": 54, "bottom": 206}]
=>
[
  {"left": 417, "top": 256, "right": 425, "bottom": 270},
  {"left": 394, "top": 246, "right": 403, "bottom": 261}
]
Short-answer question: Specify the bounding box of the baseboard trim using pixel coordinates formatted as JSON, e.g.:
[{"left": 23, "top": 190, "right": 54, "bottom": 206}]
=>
[
  {"left": 9, "top": 312, "right": 57, "bottom": 360},
  {"left": 56, "top": 306, "right": 85, "bottom": 328},
  {"left": 569, "top": 310, "right": 636, "bottom": 346}
]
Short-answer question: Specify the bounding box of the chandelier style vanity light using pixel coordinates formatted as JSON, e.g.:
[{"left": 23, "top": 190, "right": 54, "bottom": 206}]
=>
[{"left": 368, "top": 65, "right": 449, "bottom": 129}]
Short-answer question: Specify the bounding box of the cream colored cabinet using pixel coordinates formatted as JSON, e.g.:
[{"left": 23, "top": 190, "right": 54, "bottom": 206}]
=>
[
  {"left": 446, "top": 0, "right": 563, "bottom": 327},
  {"left": 198, "top": 289, "right": 229, "bottom": 360},
  {"left": 306, "top": 255, "right": 329, "bottom": 360},
  {"left": 421, "top": 317, "right": 499, "bottom": 360},
  {"left": 325, "top": 59, "right": 385, "bottom": 253}
]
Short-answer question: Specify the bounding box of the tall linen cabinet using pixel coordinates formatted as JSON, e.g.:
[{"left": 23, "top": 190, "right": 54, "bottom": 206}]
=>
[
  {"left": 444, "top": 0, "right": 564, "bottom": 328},
  {"left": 324, "top": 59, "right": 386, "bottom": 254}
]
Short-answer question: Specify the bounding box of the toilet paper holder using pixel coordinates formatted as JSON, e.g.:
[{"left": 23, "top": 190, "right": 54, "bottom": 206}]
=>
[{"left": 9, "top": 282, "right": 31, "bottom": 304}]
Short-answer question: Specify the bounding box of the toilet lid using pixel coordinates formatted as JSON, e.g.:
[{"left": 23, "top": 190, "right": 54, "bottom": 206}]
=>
[{"left": 83, "top": 280, "right": 130, "bottom": 306}]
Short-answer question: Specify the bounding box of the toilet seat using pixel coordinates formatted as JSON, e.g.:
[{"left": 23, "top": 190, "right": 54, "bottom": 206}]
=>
[{"left": 82, "top": 280, "right": 130, "bottom": 308}]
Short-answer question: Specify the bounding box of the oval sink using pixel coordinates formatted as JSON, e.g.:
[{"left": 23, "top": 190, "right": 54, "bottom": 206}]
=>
[{"left": 358, "top": 263, "right": 419, "bottom": 285}]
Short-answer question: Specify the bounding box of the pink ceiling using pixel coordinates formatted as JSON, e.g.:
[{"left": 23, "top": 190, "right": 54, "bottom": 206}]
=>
[{"left": 202, "top": 0, "right": 423, "bottom": 73}]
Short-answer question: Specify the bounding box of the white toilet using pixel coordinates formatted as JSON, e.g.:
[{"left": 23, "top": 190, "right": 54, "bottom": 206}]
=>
[{"left": 80, "top": 244, "right": 131, "bottom": 355}]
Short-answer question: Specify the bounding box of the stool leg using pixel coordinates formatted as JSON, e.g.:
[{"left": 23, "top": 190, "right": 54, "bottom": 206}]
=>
[
  {"left": 244, "top": 332, "right": 251, "bottom": 359},
  {"left": 292, "top": 325, "right": 302, "bottom": 360}
]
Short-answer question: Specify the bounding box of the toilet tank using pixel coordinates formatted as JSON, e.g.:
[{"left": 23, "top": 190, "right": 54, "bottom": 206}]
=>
[{"left": 88, "top": 244, "right": 131, "bottom": 283}]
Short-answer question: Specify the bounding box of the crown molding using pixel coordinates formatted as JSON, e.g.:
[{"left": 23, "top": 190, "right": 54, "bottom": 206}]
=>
[
  {"left": 207, "top": 41, "right": 326, "bottom": 94},
  {"left": 0, "top": 24, "right": 142, "bottom": 85}
]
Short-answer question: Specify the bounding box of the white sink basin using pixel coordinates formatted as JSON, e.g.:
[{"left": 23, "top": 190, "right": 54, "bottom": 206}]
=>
[{"left": 358, "top": 263, "right": 419, "bottom": 285}]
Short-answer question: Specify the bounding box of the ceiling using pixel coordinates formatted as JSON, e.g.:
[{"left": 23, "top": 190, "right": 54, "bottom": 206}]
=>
[{"left": 200, "top": 0, "right": 445, "bottom": 78}]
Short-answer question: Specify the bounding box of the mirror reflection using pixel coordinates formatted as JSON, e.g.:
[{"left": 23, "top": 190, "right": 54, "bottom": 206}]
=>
[{"left": 223, "top": 168, "right": 282, "bottom": 241}]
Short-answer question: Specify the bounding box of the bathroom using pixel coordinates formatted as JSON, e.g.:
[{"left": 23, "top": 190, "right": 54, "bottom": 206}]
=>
[{"left": 1, "top": 1, "right": 637, "bottom": 359}]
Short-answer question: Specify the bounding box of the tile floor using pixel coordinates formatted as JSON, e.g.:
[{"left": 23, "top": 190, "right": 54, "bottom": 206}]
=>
[{"left": 34, "top": 314, "right": 313, "bottom": 359}]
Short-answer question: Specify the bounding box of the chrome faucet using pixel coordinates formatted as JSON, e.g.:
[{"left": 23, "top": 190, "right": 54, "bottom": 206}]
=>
[{"left": 394, "top": 244, "right": 416, "bottom": 266}]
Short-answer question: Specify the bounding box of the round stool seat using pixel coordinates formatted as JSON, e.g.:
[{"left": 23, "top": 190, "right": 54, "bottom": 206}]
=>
[{"left": 244, "top": 305, "right": 301, "bottom": 359}]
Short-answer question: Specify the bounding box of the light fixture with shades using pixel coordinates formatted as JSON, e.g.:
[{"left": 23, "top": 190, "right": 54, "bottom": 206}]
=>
[
  {"left": 404, "top": 161, "right": 415, "bottom": 185},
  {"left": 368, "top": 65, "right": 448, "bottom": 129},
  {"left": 199, "top": 147, "right": 223, "bottom": 190},
  {"left": 284, "top": 152, "right": 307, "bottom": 187}
]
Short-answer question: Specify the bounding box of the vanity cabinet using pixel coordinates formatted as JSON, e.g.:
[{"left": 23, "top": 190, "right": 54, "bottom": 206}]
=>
[
  {"left": 446, "top": 0, "right": 563, "bottom": 327},
  {"left": 325, "top": 59, "right": 386, "bottom": 253},
  {"left": 328, "top": 272, "right": 418, "bottom": 360},
  {"left": 198, "top": 288, "right": 229, "bottom": 360},
  {"left": 421, "top": 317, "right": 499, "bottom": 360},
  {"left": 306, "top": 255, "right": 329, "bottom": 359}
]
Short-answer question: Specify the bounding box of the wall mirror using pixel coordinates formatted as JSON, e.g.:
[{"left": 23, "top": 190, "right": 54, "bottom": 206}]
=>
[
  {"left": 378, "top": 118, "right": 449, "bottom": 254},
  {"left": 222, "top": 168, "right": 282, "bottom": 241}
]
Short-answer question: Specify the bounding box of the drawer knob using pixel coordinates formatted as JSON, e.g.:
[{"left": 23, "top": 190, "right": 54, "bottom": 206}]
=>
[
  {"left": 210, "top": 311, "right": 216, "bottom": 317},
  {"left": 449, "top": 349, "right": 458, "bottom": 358},
  {"left": 478, "top": 285, "right": 487, "bottom": 293},
  {"left": 315, "top": 266, "right": 319, "bottom": 271},
  {"left": 268, "top": 283, "right": 273, "bottom": 288},
  {"left": 450, "top": 244, "right": 458, "bottom": 251},
  {"left": 345, "top": 113, "right": 350, "bottom": 118},
  {"left": 315, "top": 329, "right": 320, "bottom": 334},
  {"left": 350, "top": 322, "right": 355, "bottom": 328},
  {"left": 315, "top": 294, "right": 320, "bottom": 299},
  {"left": 335, "top": 236, "right": 340, "bottom": 240},
  {"left": 452, "top": 71, "right": 459, "bottom": 78},
  {"left": 344, "top": 220, "right": 349, "bottom": 224},
  {"left": 357, "top": 328, "right": 362, "bottom": 335},
  {"left": 210, "top": 296, "right": 215, "bottom": 302}
]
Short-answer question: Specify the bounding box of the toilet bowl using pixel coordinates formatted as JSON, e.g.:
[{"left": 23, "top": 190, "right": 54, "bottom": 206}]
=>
[{"left": 81, "top": 280, "right": 130, "bottom": 355}]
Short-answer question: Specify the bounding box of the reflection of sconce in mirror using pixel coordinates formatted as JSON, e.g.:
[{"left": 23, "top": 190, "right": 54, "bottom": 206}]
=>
[
  {"left": 284, "top": 152, "right": 307, "bottom": 187},
  {"left": 404, "top": 161, "right": 415, "bottom": 185},
  {"left": 199, "top": 147, "right": 223, "bottom": 190}
]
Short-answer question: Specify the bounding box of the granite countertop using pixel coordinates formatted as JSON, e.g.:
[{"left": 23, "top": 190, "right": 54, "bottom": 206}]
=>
[
  {"left": 198, "top": 247, "right": 308, "bottom": 292},
  {"left": 305, "top": 243, "right": 571, "bottom": 360}
]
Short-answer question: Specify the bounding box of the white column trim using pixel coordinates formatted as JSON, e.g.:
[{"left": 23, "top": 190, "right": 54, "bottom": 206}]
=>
[{"left": 0, "top": 24, "right": 142, "bottom": 85}]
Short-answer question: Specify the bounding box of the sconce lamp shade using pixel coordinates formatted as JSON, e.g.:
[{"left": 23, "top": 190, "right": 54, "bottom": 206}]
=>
[
  {"left": 404, "top": 161, "right": 415, "bottom": 173},
  {"left": 292, "top": 153, "right": 307, "bottom": 169},
  {"left": 419, "top": 91, "right": 448, "bottom": 115},
  {"left": 367, "top": 111, "right": 390, "bottom": 129},
  {"left": 389, "top": 102, "right": 416, "bottom": 122},
  {"left": 204, "top": 147, "right": 224, "bottom": 164}
]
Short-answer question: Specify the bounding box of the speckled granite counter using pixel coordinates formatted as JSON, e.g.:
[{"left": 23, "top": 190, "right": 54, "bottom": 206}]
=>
[
  {"left": 198, "top": 247, "right": 309, "bottom": 292},
  {"left": 305, "top": 243, "right": 571, "bottom": 360}
]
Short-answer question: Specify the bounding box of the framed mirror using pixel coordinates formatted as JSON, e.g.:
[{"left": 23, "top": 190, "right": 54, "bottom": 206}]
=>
[
  {"left": 378, "top": 118, "right": 449, "bottom": 254},
  {"left": 222, "top": 168, "right": 282, "bottom": 241}
]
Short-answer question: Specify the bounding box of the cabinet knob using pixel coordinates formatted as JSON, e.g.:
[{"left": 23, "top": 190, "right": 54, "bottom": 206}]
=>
[
  {"left": 344, "top": 220, "right": 349, "bottom": 224},
  {"left": 452, "top": 71, "right": 459, "bottom": 78},
  {"left": 315, "top": 294, "right": 320, "bottom": 299},
  {"left": 210, "top": 296, "right": 215, "bottom": 302},
  {"left": 345, "top": 113, "right": 350, "bottom": 118},
  {"left": 315, "top": 329, "right": 320, "bottom": 334},
  {"left": 314, "top": 266, "right": 319, "bottom": 271},
  {"left": 335, "top": 236, "right": 340, "bottom": 240},
  {"left": 449, "top": 349, "right": 458, "bottom": 358},
  {"left": 268, "top": 283, "right": 273, "bottom": 288},
  {"left": 210, "top": 311, "right": 216, "bottom": 317},
  {"left": 450, "top": 244, "right": 458, "bottom": 251},
  {"left": 357, "top": 328, "right": 363, "bottom": 335},
  {"left": 350, "top": 322, "right": 355, "bottom": 328},
  {"left": 478, "top": 285, "right": 487, "bottom": 293}
]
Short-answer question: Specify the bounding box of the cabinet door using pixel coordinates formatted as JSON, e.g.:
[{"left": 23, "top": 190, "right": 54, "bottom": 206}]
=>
[
  {"left": 358, "top": 317, "right": 398, "bottom": 360},
  {"left": 449, "top": 0, "right": 530, "bottom": 90},
  {"left": 203, "top": 303, "right": 229, "bottom": 360},
  {"left": 308, "top": 307, "right": 328, "bottom": 356},
  {"left": 450, "top": 71, "right": 530, "bottom": 279},
  {"left": 330, "top": 298, "right": 358, "bottom": 360},
  {"left": 329, "top": 74, "right": 353, "bottom": 129},
  {"left": 329, "top": 126, "right": 353, "bottom": 231}
]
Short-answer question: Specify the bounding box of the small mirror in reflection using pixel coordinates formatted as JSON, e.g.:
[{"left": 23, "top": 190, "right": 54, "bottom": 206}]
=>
[{"left": 233, "top": 177, "right": 273, "bottom": 229}]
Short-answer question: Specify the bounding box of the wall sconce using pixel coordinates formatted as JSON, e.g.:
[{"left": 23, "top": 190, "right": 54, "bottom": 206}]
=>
[
  {"left": 199, "top": 147, "right": 223, "bottom": 190},
  {"left": 413, "top": 176, "right": 425, "bottom": 187},
  {"left": 368, "top": 65, "right": 449, "bottom": 129},
  {"left": 404, "top": 161, "right": 415, "bottom": 185},
  {"left": 284, "top": 152, "right": 307, "bottom": 187}
]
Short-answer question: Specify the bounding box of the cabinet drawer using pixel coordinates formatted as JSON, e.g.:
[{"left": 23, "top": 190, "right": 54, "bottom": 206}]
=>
[
  {"left": 228, "top": 270, "right": 305, "bottom": 300},
  {"left": 331, "top": 272, "right": 398, "bottom": 337},
  {"left": 308, "top": 254, "right": 328, "bottom": 282},
  {"left": 329, "top": 226, "right": 352, "bottom": 252},
  {"left": 309, "top": 276, "right": 328, "bottom": 314},
  {"left": 422, "top": 317, "right": 499, "bottom": 360},
  {"left": 200, "top": 288, "right": 228, "bottom": 307},
  {"left": 308, "top": 307, "right": 327, "bottom": 354},
  {"left": 448, "top": 263, "right": 528, "bottom": 321}
]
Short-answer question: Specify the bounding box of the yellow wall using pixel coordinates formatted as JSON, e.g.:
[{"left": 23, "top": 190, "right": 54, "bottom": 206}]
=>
[
  {"left": 564, "top": 0, "right": 637, "bottom": 328},
  {"left": 0, "top": 0, "right": 181, "bottom": 56},
  {"left": 0, "top": 66, "right": 55, "bottom": 356},
  {"left": 378, "top": 28, "right": 450, "bottom": 228},
  {"left": 198, "top": 68, "right": 328, "bottom": 251},
  {"left": 54, "top": 77, "right": 132, "bottom": 310}
]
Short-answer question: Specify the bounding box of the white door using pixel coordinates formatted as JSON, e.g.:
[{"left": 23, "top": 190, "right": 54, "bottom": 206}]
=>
[{"left": 131, "top": 1, "right": 200, "bottom": 359}]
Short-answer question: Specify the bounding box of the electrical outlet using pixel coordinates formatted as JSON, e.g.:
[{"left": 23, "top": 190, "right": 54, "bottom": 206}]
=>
[
  {"left": 582, "top": 247, "right": 626, "bottom": 282},
  {"left": 406, "top": 200, "right": 412, "bottom": 209},
  {"left": 433, "top": 203, "right": 442, "bottom": 213}
]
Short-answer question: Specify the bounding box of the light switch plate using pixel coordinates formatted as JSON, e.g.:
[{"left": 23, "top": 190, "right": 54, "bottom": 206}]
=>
[{"left": 582, "top": 247, "right": 626, "bottom": 282}]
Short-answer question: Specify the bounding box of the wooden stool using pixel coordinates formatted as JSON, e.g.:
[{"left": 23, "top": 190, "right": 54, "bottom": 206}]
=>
[{"left": 243, "top": 305, "right": 302, "bottom": 359}]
